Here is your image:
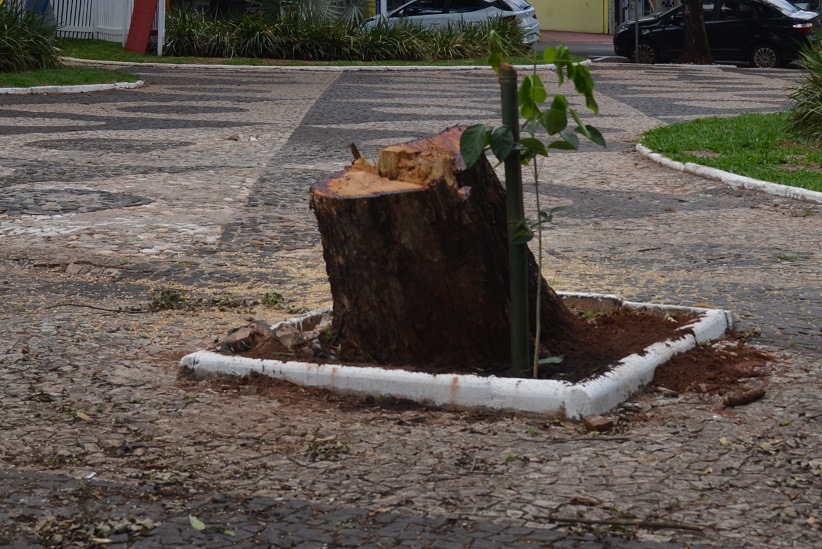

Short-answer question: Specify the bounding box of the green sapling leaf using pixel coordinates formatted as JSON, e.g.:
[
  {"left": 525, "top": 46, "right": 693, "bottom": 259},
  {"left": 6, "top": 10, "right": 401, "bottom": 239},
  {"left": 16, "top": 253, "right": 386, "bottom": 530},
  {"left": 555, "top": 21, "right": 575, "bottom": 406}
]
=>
[
  {"left": 541, "top": 95, "right": 568, "bottom": 135},
  {"left": 489, "top": 125, "right": 515, "bottom": 162},
  {"left": 518, "top": 137, "right": 548, "bottom": 158},
  {"left": 460, "top": 124, "right": 488, "bottom": 168},
  {"left": 523, "top": 118, "right": 541, "bottom": 136},
  {"left": 519, "top": 74, "right": 547, "bottom": 118},
  {"left": 512, "top": 228, "right": 535, "bottom": 244},
  {"left": 554, "top": 45, "right": 572, "bottom": 63},
  {"left": 569, "top": 109, "right": 587, "bottom": 133},
  {"left": 511, "top": 219, "right": 534, "bottom": 244},
  {"left": 560, "top": 128, "right": 580, "bottom": 149},
  {"left": 518, "top": 77, "right": 535, "bottom": 119},
  {"left": 488, "top": 30, "right": 508, "bottom": 73},
  {"left": 189, "top": 515, "right": 206, "bottom": 531},
  {"left": 548, "top": 139, "right": 576, "bottom": 150},
  {"left": 580, "top": 125, "right": 606, "bottom": 147}
]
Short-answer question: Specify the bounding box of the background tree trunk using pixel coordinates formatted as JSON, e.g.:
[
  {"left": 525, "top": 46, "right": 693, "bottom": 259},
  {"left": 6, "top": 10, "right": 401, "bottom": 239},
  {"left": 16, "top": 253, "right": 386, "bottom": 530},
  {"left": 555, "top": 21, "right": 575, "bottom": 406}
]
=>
[
  {"left": 309, "top": 127, "right": 578, "bottom": 373},
  {"left": 679, "top": 0, "right": 713, "bottom": 64}
]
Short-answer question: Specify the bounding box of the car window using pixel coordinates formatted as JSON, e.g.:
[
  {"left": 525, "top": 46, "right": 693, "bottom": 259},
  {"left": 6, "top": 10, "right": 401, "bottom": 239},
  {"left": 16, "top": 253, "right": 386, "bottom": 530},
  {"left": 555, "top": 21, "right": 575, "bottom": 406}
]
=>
[
  {"left": 392, "top": 0, "right": 445, "bottom": 16},
  {"left": 761, "top": 0, "right": 800, "bottom": 15},
  {"left": 702, "top": 2, "right": 717, "bottom": 21},
  {"left": 499, "top": 0, "right": 532, "bottom": 10},
  {"left": 448, "top": 0, "right": 492, "bottom": 13},
  {"left": 760, "top": 4, "right": 785, "bottom": 16},
  {"left": 718, "top": 0, "right": 756, "bottom": 19}
]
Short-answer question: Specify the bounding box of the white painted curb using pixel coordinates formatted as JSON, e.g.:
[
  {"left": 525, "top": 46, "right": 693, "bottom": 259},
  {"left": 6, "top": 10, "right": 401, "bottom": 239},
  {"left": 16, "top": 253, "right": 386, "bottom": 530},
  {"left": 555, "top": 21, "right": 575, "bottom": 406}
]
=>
[
  {"left": 637, "top": 143, "right": 822, "bottom": 205},
  {"left": 180, "top": 293, "right": 733, "bottom": 419},
  {"left": 0, "top": 80, "right": 145, "bottom": 95},
  {"left": 62, "top": 56, "right": 590, "bottom": 73}
]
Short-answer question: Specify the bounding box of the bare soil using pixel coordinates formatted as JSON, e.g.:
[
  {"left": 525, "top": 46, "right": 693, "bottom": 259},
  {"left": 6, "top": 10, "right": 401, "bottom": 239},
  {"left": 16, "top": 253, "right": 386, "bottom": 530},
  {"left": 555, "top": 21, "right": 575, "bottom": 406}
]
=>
[
  {"left": 233, "top": 308, "right": 773, "bottom": 397},
  {"left": 652, "top": 338, "right": 772, "bottom": 396}
]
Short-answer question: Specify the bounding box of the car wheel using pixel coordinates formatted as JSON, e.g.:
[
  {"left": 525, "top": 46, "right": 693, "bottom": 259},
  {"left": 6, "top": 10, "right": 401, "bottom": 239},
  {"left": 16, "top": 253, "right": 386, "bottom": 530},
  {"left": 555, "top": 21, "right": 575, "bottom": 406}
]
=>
[
  {"left": 634, "top": 41, "right": 657, "bottom": 64},
  {"left": 750, "top": 44, "right": 780, "bottom": 68}
]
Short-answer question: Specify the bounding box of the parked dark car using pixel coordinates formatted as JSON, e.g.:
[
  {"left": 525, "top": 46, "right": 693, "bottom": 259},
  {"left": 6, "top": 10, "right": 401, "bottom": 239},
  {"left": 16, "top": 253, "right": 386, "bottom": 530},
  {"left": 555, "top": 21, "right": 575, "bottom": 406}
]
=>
[{"left": 613, "top": 0, "right": 821, "bottom": 68}]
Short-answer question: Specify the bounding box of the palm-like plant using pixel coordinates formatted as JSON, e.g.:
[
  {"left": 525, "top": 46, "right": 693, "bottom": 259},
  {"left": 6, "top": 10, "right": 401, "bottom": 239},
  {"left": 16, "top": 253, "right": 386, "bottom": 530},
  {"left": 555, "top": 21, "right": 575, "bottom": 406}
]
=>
[
  {"left": 249, "top": 0, "right": 369, "bottom": 24},
  {"left": 789, "top": 36, "right": 822, "bottom": 145},
  {"left": 0, "top": 1, "right": 61, "bottom": 72}
]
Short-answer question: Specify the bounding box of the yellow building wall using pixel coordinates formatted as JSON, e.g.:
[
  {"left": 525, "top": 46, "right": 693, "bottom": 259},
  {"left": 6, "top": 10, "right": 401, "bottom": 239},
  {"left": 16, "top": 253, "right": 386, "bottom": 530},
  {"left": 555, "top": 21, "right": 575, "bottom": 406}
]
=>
[{"left": 530, "top": 0, "right": 609, "bottom": 34}]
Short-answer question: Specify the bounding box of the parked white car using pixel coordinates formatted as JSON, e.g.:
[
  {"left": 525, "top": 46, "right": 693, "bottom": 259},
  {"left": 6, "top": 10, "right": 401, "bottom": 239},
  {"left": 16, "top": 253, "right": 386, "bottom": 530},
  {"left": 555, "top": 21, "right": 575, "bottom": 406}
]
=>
[{"left": 363, "top": 0, "right": 541, "bottom": 45}]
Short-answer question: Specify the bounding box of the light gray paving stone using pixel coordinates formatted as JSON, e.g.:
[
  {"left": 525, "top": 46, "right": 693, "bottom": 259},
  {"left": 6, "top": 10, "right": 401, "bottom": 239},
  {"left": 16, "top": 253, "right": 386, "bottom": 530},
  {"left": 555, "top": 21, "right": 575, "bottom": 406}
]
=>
[{"left": 0, "top": 63, "right": 820, "bottom": 548}]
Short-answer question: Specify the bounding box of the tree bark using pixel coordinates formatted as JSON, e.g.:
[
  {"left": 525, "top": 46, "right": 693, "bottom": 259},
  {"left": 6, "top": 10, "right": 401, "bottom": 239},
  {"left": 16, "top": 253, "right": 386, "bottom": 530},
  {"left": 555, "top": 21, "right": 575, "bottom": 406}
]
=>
[
  {"left": 678, "top": 0, "right": 713, "bottom": 64},
  {"left": 309, "top": 127, "right": 578, "bottom": 373}
]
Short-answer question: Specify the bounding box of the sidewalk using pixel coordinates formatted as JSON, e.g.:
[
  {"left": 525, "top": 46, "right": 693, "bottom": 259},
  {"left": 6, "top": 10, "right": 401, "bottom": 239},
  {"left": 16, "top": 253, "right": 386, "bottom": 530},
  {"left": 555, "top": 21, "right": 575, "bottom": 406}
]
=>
[{"left": 1, "top": 63, "right": 820, "bottom": 548}]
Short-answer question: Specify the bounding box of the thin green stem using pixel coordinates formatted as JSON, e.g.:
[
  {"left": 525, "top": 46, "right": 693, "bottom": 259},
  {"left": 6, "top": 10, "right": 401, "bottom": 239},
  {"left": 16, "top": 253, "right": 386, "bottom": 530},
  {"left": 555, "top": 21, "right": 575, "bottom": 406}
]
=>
[{"left": 531, "top": 158, "right": 543, "bottom": 379}]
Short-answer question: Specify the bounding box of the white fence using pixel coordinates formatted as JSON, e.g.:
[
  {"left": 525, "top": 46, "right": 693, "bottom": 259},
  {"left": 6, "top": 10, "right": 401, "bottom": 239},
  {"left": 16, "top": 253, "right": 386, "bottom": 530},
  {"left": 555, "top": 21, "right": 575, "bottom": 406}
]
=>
[
  {"left": 10, "top": 0, "right": 166, "bottom": 54},
  {"left": 54, "top": 0, "right": 135, "bottom": 43}
]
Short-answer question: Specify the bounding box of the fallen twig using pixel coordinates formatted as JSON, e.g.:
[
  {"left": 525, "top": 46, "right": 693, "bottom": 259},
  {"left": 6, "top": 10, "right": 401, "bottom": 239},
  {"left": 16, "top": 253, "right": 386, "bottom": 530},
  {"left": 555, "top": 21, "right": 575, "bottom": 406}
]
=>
[
  {"left": 547, "top": 515, "right": 706, "bottom": 532},
  {"left": 543, "top": 437, "right": 631, "bottom": 444},
  {"left": 44, "top": 303, "right": 148, "bottom": 314}
]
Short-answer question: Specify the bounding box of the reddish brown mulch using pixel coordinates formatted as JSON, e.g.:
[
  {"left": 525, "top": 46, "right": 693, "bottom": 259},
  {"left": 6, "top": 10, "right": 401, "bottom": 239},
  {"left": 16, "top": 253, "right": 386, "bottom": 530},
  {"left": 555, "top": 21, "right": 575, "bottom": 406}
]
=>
[
  {"left": 651, "top": 339, "right": 772, "bottom": 395},
  {"left": 240, "top": 308, "right": 698, "bottom": 383},
  {"left": 539, "top": 308, "right": 696, "bottom": 382},
  {"left": 209, "top": 317, "right": 775, "bottom": 414}
]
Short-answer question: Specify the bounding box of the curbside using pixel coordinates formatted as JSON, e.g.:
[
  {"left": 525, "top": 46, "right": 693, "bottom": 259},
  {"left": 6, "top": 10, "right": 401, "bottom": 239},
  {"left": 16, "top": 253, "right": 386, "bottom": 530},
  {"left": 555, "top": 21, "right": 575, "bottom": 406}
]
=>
[
  {"left": 0, "top": 80, "right": 145, "bottom": 95},
  {"left": 637, "top": 143, "right": 822, "bottom": 204}
]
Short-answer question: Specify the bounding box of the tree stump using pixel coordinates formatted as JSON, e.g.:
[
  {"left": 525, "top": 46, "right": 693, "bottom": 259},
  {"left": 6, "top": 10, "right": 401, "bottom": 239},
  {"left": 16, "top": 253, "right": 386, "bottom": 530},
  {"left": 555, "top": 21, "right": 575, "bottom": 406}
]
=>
[{"left": 310, "top": 126, "right": 577, "bottom": 373}]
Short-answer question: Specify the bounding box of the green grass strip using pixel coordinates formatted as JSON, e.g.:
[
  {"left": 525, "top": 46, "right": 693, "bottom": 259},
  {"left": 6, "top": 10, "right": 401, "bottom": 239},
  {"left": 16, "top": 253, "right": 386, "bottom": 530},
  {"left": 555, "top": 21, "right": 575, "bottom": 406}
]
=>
[
  {"left": 641, "top": 112, "right": 822, "bottom": 193},
  {"left": 57, "top": 38, "right": 553, "bottom": 67},
  {"left": 0, "top": 67, "right": 139, "bottom": 88}
]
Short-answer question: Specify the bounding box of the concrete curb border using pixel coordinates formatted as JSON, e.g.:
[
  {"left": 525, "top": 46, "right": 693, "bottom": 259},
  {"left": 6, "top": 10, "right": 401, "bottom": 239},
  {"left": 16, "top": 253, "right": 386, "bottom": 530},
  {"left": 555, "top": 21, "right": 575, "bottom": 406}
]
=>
[
  {"left": 0, "top": 80, "right": 145, "bottom": 95},
  {"left": 0, "top": 58, "right": 591, "bottom": 95},
  {"left": 180, "top": 292, "right": 733, "bottom": 419},
  {"left": 61, "top": 56, "right": 591, "bottom": 72},
  {"left": 637, "top": 143, "right": 822, "bottom": 205}
]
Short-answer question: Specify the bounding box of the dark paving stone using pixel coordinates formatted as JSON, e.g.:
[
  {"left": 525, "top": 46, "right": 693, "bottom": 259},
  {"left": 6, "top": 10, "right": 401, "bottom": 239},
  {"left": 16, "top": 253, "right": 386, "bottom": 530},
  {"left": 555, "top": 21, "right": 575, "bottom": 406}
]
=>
[
  {"left": 0, "top": 188, "right": 151, "bottom": 216},
  {"left": 25, "top": 138, "right": 195, "bottom": 154}
]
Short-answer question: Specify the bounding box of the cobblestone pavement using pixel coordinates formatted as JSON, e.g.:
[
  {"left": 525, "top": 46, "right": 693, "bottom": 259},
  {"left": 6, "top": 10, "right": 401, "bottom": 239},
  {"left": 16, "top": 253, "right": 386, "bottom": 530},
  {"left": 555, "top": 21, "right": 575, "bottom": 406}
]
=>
[{"left": 1, "top": 63, "right": 820, "bottom": 548}]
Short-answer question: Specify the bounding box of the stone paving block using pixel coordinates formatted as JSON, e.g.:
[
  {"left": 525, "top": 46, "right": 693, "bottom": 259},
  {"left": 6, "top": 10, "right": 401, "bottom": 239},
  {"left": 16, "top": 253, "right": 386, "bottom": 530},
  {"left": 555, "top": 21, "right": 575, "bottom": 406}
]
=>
[{"left": 0, "top": 64, "right": 819, "bottom": 549}]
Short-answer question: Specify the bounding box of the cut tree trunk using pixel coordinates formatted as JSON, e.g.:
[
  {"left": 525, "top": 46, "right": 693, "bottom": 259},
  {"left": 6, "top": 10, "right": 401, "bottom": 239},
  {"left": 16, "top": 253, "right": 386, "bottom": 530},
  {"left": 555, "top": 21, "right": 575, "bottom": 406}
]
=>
[{"left": 309, "top": 126, "right": 578, "bottom": 373}]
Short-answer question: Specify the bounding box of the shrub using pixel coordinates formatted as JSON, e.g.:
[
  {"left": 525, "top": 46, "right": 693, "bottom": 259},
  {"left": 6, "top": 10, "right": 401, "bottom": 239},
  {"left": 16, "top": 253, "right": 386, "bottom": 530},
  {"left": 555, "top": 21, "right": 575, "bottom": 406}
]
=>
[
  {"left": 353, "top": 19, "right": 427, "bottom": 61},
  {"left": 165, "top": 6, "right": 529, "bottom": 62},
  {"left": 0, "top": 1, "right": 61, "bottom": 72},
  {"left": 789, "top": 35, "right": 822, "bottom": 145},
  {"left": 165, "top": 9, "right": 237, "bottom": 57},
  {"left": 425, "top": 17, "right": 524, "bottom": 60},
  {"left": 233, "top": 14, "right": 280, "bottom": 58},
  {"left": 269, "top": 10, "right": 356, "bottom": 61}
]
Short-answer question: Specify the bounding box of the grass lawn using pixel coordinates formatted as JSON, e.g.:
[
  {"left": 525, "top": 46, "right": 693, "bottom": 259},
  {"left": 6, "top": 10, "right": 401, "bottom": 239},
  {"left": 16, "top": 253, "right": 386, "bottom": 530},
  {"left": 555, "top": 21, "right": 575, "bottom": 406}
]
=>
[
  {"left": 1, "top": 38, "right": 570, "bottom": 89},
  {"left": 0, "top": 66, "right": 140, "bottom": 88},
  {"left": 641, "top": 112, "right": 822, "bottom": 193},
  {"left": 57, "top": 38, "right": 550, "bottom": 67}
]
